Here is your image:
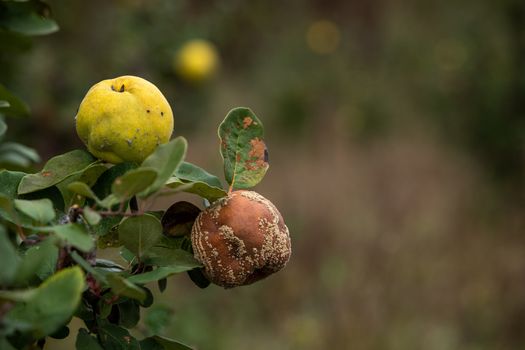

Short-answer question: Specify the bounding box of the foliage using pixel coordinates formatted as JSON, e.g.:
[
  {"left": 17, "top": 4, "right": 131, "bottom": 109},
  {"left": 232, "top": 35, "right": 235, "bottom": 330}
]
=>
[
  {"left": 0, "top": 106, "right": 270, "bottom": 349},
  {"left": 0, "top": 0, "right": 58, "bottom": 170},
  {"left": 218, "top": 107, "right": 269, "bottom": 191},
  {"left": 0, "top": 2, "right": 272, "bottom": 348}
]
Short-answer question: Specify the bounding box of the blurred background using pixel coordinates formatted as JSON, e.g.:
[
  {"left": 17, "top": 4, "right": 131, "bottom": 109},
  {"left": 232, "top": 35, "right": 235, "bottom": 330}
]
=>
[{"left": 2, "top": 0, "right": 525, "bottom": 349}]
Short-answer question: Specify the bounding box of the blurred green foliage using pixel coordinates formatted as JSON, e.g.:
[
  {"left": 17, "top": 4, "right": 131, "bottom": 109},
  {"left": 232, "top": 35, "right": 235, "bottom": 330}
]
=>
[
  {"left": 0, "top": 0, "right": 56, "bottom": 171},
  {"left": 4, "top": 0, "right": 525, "bottom": 184}
]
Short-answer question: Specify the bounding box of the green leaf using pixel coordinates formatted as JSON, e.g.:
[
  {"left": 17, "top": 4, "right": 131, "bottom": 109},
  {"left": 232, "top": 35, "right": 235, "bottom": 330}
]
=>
[
  {"left": 0, "top": 338, "right": 17, "bottom": 350},
  {"left": 187, "top": 268, "right": 211, "bottom": 289},
  {"left": 0, "top": 84, "right": 29, "bottom": 118},
  {"left": 158, "top": 278, "right": 167, "bottom": 292},
  {"left": 97, "top": 224, "right": 122, "bottom": 248},
  {"left": 141, "top": 335, "right": 194, "bottom": 350},
  {"left": 112, "top": 168, "right": 157, "bottom": 201},
  {"left": 98, "top": 298, "right": 113, "bottom": 319},
  {"left": 164, "top": 160, "right": 226, "bottom": 202},
  {"left": 13, "top": 198, "right": 55, "bottom": 223},
  {"left": 148, "top": 235, "right": 187, "bottom": 251},
  {"left": 0, "top": 194, "right": 14, "bottom": 213},
  {"left": 144, "top": 304, "right": 173, "bottom": 335},
  {"left": 106, "top": 273, "right": 146, "bottom": 303},
  {"left": 40, "top": 223, "right": 94, "bottom": 252},
  {"left": 175, "top": 161, "right": 223, "bottom": 188},
  {"left": 91, "top": 162, "right": 136, "bottom": 200},
  {"left": 0, "top": 142, "right": 40, "bottom": 163},
  {"left": 117, "top": 299, "right": 140, "bottom": 328},
  {"left": 93, "top": 215, "right": 122, "bottom": 238},
  {"left": 0, "top": 226, "right": 20, "bottom": 285},
  {"left": 120, "top": 247, "right": 135, "bottom": 263},
  {"left": 98, "top": 194, "right": 120, "bottom": 209},
  {"left": 144, "top": 245, "right": 201, "bottom": 268},
  {"left": 0, "top": 152, "right": 33, "bottom": 169},
  {"left": 18, "top": 149, "right": 96, "bottom": 195},
  {"left": 49, "top": 325, "right": 70, "bottom": 339},
  {"left": 67, "top": 182, "right": 99, "bottom": 202},
  {"left": 70, "top": 251, "right": 106, "bottom": 284},
  {"left": 5, "top": 15, "right": 59, "bottom": 36},
  {"left": 75, "top": 299, "right": 95, "bottom": 325},
  {"left": 147, "top": 210, "right": 164, "bottom": 220},
  {"left": 165, "top": 177, "right": 226, "bottom": 202},
  {"left": 0, "top": 100, "right": 10, "bottom": 108},
  {"left": 0, "top": 171, "right": 26, "bottom": 223},
  {"left": 98, "top": 322, "right": 140, "bottom": 350},
  {"left": 0, "top": 170, "right": 25, "bottom": 198},
  {"left": 139, "top": 286, "right": 154, "bottom": 308},
  {"left": 78, "top": 163, "right": 108, "bottom": 185},
  {"left": 139, "top": 136, "right": 187, "bottom": 197},
  {"left": 218, "top": 107, "right": 269, "bottom": 189},
  {"left": 127, "top": 264, "right": 199, "bottom": 285},
  {"left": 3, "top": 266, "right": 85, "bottom": 339},
  {"left": 0, "top": 118, "right": 7, "bottom": 141},
  {"left": 15, "top": 238, "right": 58, "bottom": 285},
  {"left": 76, "top": 328, "right": 103, "bottom": 350},
  {"left": 54, "top": 223, "right": 94, "bottom": 252},
  {"left": 83, "top": 207, "right": 101, "bottom": 225},
  {"left": 0, "top": 1, "right": 59, "bottom": 36},
  {"left": 0, "top": 288, "right": 36, "bottom": 303},
  {"left": 19, "top": 185, "right": 65, "bottom": 212},
  {"left": 0, "top": 194, "right": 19, "bottom": 226},
  {"left": 161, "top": 201, "right": 200, "bottom": 237},
  {"left": 139, "top": 337, "right": 165, "bottom": 350},
  {"left": 57, "top": 163, "right": 106, "bottom": 207},
  {"left": 118, "top": 214, "right": 162, "bottom": 258}
]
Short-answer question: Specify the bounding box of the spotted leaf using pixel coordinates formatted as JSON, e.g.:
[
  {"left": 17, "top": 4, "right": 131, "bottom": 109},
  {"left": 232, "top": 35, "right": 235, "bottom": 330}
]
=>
[{"left": 218, "top": 107, "right": 269, "bottom": 190}]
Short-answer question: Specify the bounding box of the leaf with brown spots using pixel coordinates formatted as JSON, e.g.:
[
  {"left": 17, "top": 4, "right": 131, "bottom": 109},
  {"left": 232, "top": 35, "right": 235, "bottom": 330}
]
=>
[
  {"left": 18, "top": 149, "right": 97, "bottom": 195},
  {"left": 218, "top": 107, "right": 269, "bottom": 190}
]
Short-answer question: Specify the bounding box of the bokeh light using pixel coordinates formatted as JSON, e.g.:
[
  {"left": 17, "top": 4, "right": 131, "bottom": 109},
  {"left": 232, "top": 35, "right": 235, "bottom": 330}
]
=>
[{"left": 306, "top": 20, "right": 341, "bottom": 54}]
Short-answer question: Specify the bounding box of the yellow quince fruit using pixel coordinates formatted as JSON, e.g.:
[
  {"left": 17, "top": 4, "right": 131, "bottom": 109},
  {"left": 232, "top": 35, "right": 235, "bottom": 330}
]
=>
[
  {"left": 75, "top": 75, "right": 174, "bottom": 164},
  {"left": 174, "top": 39, "right": 219, "bottom": 82}
]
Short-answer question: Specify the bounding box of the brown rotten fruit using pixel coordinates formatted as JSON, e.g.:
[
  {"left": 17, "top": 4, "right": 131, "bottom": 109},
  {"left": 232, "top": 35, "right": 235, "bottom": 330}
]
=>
[{"left": 191, "top": 190, "right": 291, "bottom": 288}]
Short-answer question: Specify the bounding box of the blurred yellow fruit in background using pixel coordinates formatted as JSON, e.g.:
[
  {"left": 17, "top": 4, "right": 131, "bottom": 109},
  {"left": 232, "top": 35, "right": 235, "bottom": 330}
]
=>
[
  {"left": 75, "top": 75, "right": 174, "bottom": 164},
  {"left": 174, "top": 39, "right": 219, "bottom": 82},
  {"left": 306, "top": 20, "right": 341, "bottom": 55}
]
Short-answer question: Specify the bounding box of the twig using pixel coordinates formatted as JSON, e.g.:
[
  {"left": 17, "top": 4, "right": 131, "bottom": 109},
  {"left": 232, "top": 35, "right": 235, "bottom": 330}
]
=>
[
  {"left": 97, "top": 210, "right": 144, "bottom": 217},
  {"left": 16, "top": 225, "right": 26, "bottom": 241},
  {"left": 73, "top": 205, "right": 144, "bottom": 218}
]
